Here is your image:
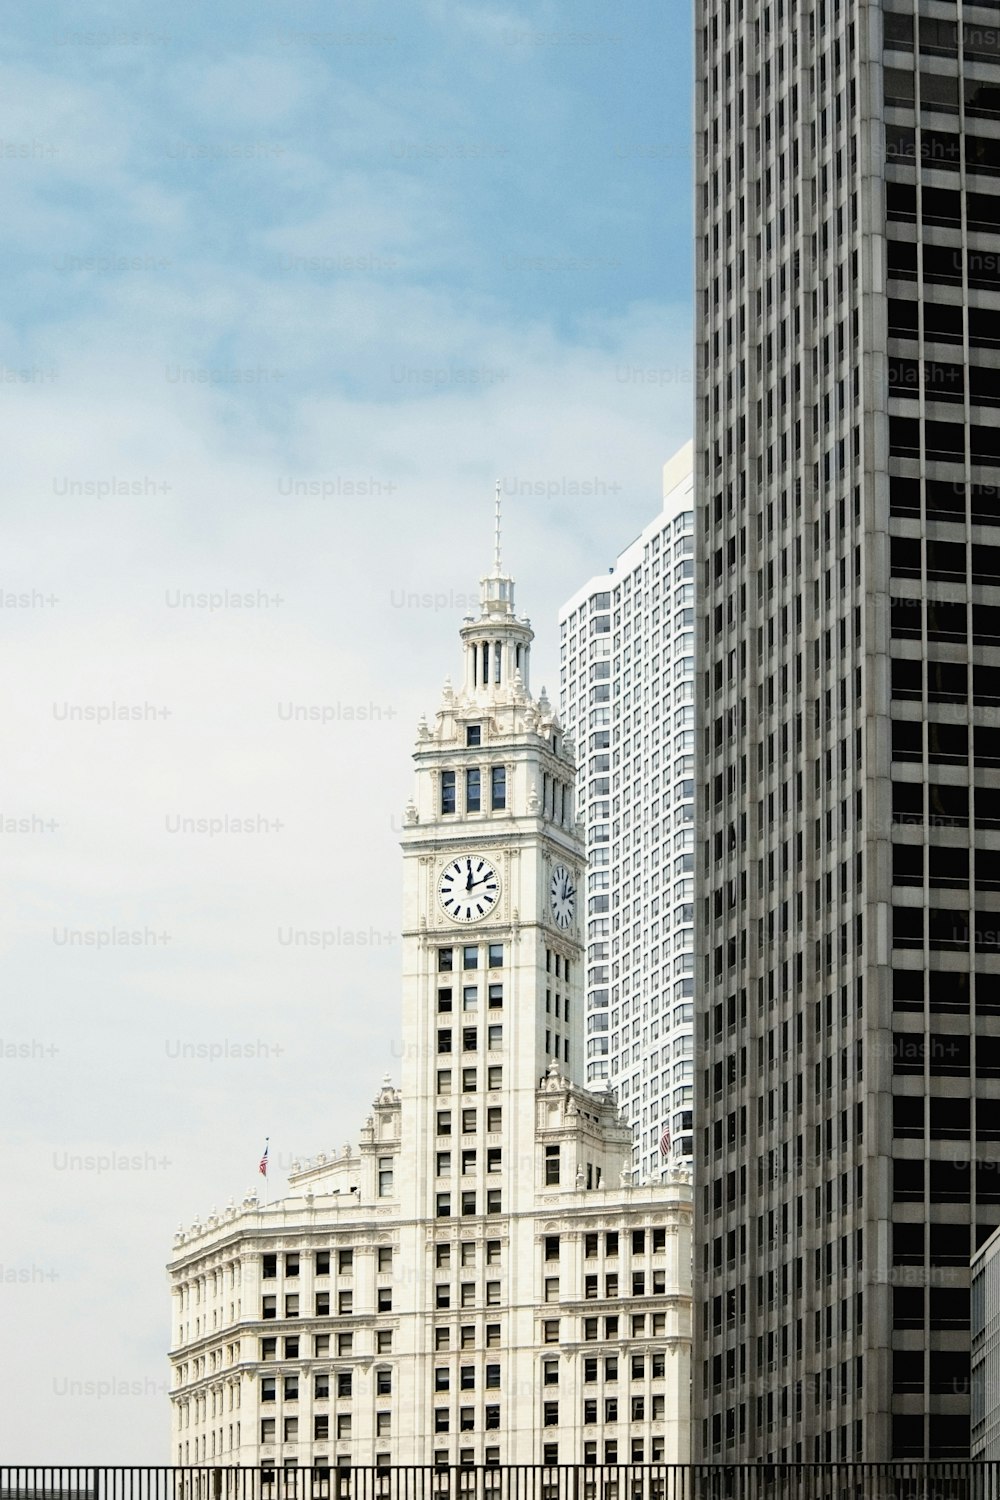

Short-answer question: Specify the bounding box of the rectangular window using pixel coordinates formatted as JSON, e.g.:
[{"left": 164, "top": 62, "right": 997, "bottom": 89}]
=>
[
  {"left": 488, "top": 943, "right": 504, "bottom": 967},
  {"left": 488, "top": 1066, "right": 502, "bottom": 1089},
  {"left": 491, "top": 766, "right": 507, "bottom": 809},
  {"left": 438, "top": 948, "right": 454, "bottom": 972},
  {"left": 284, "top": 1294, "right": 299, "bottom": 1317},
  {"left": 487, "top": 1106, "right": 502, "bottom": 1132},
  {"left": 467, "top": 768, "right": 481, "bottom": 812},
  {"left": 377, "top": 1288, "right": 392, "bottom": 1312},
  {"left": 315, "top": 1251, "right": 330, "bottom": 1275},
  {"left": 488, "top": 1024, "right": 503, "bottom": 1048},
  {"left": 488, "top": 983, "right": 503, "bottom": 1008},
  {"left": 378, "top": 1158, "right": 393, "bottom": 1195},
  {"left": 543, "top": 1320, "right": 560, "bottom": 1343},
  {"left": 337, "top": 1333, "right": 353, "bottom": 1356},
  {"left": 441, "top": 771, "right": 456, "bottom": 814},
  {"left": 466, "top": 725, "right": 481, "bottom": 747},
  {"left": 464, "top": 946, "right": 479, "bottom": 969},
  {"left": 545, "top": 1145, "right": 561, "bottom": 1185}
]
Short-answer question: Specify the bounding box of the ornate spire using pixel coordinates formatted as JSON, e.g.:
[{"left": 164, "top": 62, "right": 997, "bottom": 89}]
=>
[
  {"left": 456, "top": 478, "right": 533, "bottom": 697},
  {"left": 494, "top": 478, "right": 502, "bottom": 576}
]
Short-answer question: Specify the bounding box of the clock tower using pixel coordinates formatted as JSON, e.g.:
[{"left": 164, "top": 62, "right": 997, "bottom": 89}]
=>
[
  {"left": 168, "top": 495, "right": 693, "bottom": 1472},
  {"left": 397, "top": 532, "right": 585, "bottom": 1226}
]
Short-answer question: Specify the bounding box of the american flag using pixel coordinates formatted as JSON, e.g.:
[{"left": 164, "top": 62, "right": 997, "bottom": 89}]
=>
[
  {"left": 259, "top": 1139, "right": 269, "bottom": 1177},
  {"left": 659, "top": 1128, "right": 671, "bottom": 1158}
]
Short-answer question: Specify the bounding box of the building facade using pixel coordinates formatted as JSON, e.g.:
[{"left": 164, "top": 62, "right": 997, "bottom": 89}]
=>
[
  {"left": 168, "top": 548, "right": 693, "bottom": 1470},
  {"left": 694, "top": 0, "right": 1000, "bottom": 1463},
  {"left": 558, "top": 448, "right": 696, "bottom": 1181},
  {"left": 972, "top": 1222, "right": 1000, "bottom": 1457}
]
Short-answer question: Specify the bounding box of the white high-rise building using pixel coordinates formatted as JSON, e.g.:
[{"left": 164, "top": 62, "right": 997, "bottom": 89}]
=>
[
  {"left": 558, "top": 447, "right": 696, "bottom": 1183},
  {"left": 167, "top": 525, "right": 693, "bottom": 1471}
]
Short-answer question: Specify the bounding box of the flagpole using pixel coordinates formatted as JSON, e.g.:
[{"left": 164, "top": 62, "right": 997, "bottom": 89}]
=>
[{"left": 260, "top": 1136, "right": 270, "bottom": 1209}]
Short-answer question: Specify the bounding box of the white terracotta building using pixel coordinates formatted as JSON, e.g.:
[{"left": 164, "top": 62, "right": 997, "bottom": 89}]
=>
[{"left": 167, "top": 540, "right": 693, "bottom": 1471}]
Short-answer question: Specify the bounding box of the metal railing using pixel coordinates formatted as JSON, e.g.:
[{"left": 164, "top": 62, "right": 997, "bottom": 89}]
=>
[{"left": 2, "top": 1468, "right": 1000, "bottom": 1500}]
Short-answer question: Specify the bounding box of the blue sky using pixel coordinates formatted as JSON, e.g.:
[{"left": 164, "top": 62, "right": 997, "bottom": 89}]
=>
[{"left": 2, "top": 0, "right": 694, "bottom": 1461}]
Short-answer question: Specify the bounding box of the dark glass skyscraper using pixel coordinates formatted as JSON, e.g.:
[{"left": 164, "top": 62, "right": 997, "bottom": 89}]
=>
[{"left": 694, "top": 0, "right": 1000, "bottom": 1460}]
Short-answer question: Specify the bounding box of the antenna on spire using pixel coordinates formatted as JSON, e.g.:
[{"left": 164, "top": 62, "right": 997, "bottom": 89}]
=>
[{"left": 494, "top": 478, "right": 502, "bottom": 576}]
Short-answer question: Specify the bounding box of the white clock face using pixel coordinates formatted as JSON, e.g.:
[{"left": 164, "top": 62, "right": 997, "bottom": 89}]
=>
[
  {"left": 550, "top": 864, "right": 576, "bottom": 929},
  {"left": 439, "top": 855, "right": 501, "bottom": 923}
]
